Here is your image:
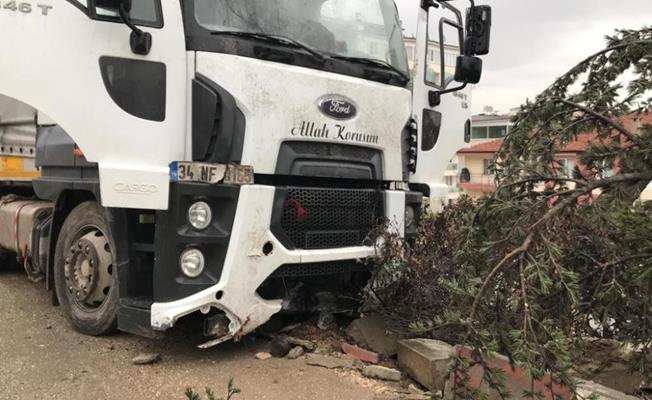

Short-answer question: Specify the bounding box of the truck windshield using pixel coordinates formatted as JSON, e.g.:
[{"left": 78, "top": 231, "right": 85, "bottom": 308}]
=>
[{"left": 193, "top": 0, "right": 409, "bottom": 76}]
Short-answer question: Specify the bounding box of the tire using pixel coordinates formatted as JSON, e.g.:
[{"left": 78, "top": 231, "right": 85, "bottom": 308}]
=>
[
  {"left": 53, "top": 201, "right": 118, "bottom": 335},
  {"left": 0, "top": 251, "right": 18, "bottom": 271},
  {"left": 0, "top": 252, "right": 9, "bottom": 268}
]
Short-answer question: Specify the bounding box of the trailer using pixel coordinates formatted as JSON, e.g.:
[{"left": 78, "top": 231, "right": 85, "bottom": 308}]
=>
[{"left": 0, "top": 0, "right": 491, "bottom": 346}]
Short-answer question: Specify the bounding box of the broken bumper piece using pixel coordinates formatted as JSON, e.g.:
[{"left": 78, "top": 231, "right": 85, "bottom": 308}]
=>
[{"left": 149, "top": 185, "right": 397, "bottom": 348}]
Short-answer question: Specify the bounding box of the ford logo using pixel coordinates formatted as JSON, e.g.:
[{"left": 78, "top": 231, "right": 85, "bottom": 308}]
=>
[{"left": 317, "top": 96, "right": 357, "bottom": 120}]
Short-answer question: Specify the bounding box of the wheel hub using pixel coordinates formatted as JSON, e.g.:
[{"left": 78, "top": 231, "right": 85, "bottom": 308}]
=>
[{"left": 64, "top": 230, "right": 113, "bottom": 308}]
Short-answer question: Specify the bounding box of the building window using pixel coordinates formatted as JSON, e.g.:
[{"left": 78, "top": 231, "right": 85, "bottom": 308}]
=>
[
  {"left": 488, "top": 125, "right": 508, "bottom": 138},
  {"left": 406, "top": 46, "right": 414, "bottom": 62},
  {"left": 445, "top": 176, "right": 454, "bottom": 187},
  {"left": 471, "top": 126, "right": 487, "bottom": 139},
  {"left": 471, "top": 125, "right": 510, "bottom": 140},
  {"left": 557, "top": 159, "right": 575, "bottom": 178},
  {"left": 445, "top": 52, "right": 457, "bottom": 67},
  {"left": 483, "top": 159, "right": 493, "bottom": 175}
]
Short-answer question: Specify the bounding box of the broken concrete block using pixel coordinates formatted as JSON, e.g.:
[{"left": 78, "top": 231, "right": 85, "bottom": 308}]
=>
[
  {"left": 287, "top": 336, "right": 316, "bottom": 352},
  {"left": 373, "top": 393, "right": 434, "bottom": 400},
  {"left": 346, "top": 314, "right": 400, "bottom": 356},
  {"left": 131, "top": 353, "right": 161, "bottom": 365},
  {"left": 305, "top": 354, "right": 354, "bottom": 369},
  {"left": 640, "top": 181, "right": 652, "bottom": 203},
  {"left": 362, "top": 365, "right": 402, "bottom": 381},
  {"left": 399, "top": 341, "right": 575, "bottom": 399},
  {"left": 341, "top": 342, "right": 380, "bottom": 364},
  {"left": 255, "top": 352, "right": 272, "bottom": 360},
  {"left": 454, "top": 347, "right": 574, "bottom": 400},
  {"left": 407, "top": 383, "right": 429, "bottom": 396},
  {"left": 397, "top": 339, "right": 454, "bottom": 392},
  {"left": 577, "top": 380, "right": 640, "bottom": 400},
  {"left": 585, "top": 362, "right": 648, "bottom": 395},
  {"left": 287, "top": 346, "right": 305, "bottom": 360}
]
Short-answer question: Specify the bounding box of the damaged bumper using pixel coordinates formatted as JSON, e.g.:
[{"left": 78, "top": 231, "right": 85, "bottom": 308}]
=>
[{"left": 149, "top": 184, "right": 408, "bottom": 345}]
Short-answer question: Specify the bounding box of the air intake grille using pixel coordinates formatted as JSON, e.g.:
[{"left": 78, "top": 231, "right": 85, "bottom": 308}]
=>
[
  {"left": 277, "top": 187, "right": 382, "bottom": 250},
  {"left": 271, "top": 261, "right": 370, "bottom": 278}
]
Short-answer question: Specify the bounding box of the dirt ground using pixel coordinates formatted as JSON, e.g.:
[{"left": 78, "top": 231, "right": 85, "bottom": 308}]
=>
[{"left": 0, "top": 266, "right": 394, "bottom": 400}]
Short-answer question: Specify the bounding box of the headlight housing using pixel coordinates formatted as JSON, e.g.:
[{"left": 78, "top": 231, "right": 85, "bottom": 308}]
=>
[
  {"left": 404, "top": 191, "right": 423, "bottom": 238},
  {"left": 188, "top": 201, "right": 212, "bottom": 230},
  {"left": 180, "top": 248, "right": 205, "bottom": 278},
  {"left": 405, "top": 205, "right": 417, "bottom": 232}
]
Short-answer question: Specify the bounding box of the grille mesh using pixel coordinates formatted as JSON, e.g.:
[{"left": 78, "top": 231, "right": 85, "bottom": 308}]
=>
[
  {"left": 280, "top": 187, "right": 381, "bottom": 250},
  {"left": 271, "top": 261, "right": 370, "bottom": 278}
]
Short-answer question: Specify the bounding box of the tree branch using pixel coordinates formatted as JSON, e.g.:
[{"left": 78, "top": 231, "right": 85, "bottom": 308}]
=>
[
  {"left": 554, "top": 98, "right": 642, "bottom": 145},
  {"left": 469, "top": 171, "right": 652, "bottom": 324}
]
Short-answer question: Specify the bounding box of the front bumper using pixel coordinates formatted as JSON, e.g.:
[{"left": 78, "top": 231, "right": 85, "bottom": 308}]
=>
[{"left": 149, "top": 184, "right": 408, "bottom": 342}]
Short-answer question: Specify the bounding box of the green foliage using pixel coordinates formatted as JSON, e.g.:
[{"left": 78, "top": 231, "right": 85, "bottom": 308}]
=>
[
  {"left": 185, "top": 379, "right": 241, "bottom": 400},
  {"left": 366, "top": 27, "right": 652, "bottom": 398}
]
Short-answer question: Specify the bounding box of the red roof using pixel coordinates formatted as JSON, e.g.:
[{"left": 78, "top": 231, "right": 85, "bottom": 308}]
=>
[
  {"left": 457, "top": 138, "right": 503, "bottom": 154},
  {"left": 457, "top": 113, "right": 652, "bottom": 155}
]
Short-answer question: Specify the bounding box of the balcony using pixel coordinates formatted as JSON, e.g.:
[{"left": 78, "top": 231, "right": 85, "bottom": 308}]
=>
[{"left": 457, "top": 174, "right": 497, "bottom": 192}]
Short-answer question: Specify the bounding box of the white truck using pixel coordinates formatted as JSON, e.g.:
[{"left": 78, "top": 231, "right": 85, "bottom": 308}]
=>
[{"left": 0, "top": 0, "right": 490, "bottom": 345}]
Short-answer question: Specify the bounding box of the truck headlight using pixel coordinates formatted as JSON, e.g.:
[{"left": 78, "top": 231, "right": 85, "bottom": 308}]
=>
[
  {"left": 180, "top": 248, "right": 205, "bottom": 278},
  {"left": 188, "top": 201, "right": 212, "bottom": 230}
]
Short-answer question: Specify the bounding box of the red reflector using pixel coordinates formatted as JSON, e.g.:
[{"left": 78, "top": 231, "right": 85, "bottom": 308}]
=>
[{"left": 284, "top": 198, "right": 310, "bottom": 223}]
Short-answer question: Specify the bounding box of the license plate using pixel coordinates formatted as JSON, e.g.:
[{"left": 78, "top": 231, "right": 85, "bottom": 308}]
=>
[{"left": 171, "top": 162, "right": 254, "bottom": 185}]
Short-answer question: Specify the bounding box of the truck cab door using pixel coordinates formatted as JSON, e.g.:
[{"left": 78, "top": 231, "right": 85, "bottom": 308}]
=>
[
  {"left": 1, "top": 0, "right": 187, "bottom": 210},
  {"left": 410, "top": 2, "right": 472, "bottom": 210}
]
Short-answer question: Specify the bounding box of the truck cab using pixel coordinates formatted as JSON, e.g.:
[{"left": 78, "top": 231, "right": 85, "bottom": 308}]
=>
[{"left": 0, "top": 0, "right": 490, "bottom": 345}]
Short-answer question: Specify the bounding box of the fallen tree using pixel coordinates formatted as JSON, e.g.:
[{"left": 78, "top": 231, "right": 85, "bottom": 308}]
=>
[{"left": 366, "top": 27, "right": 652, "bottom": 398}]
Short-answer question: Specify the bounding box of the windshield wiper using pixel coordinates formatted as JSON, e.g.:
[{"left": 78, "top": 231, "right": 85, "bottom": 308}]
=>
[
  {"left": 209, "top": 31, "right": 327, "bottom": 63},
  {"left": 331, "top": 56, "right": 409, "bottom": 82}
]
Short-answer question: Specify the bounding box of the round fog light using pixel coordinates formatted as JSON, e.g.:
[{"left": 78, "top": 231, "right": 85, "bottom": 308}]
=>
[
  {"left": 188, "top": 201, "right": 212, "bottom": 230},
  {"left": 180, "top": 248, "right": 205, "bottom": 278}
]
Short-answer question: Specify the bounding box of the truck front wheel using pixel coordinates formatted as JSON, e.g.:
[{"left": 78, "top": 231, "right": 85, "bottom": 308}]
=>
[
  {"left": 53, "top": 201, "right": 118, "bottom": 335},
  {"left": 0, "top": 252, "right": 15, "bottom": 270}
]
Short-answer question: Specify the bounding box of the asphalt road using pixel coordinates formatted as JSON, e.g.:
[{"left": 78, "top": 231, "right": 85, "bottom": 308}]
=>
[{"left": 0, "top": 266, "right": 386, "bottom": 400}]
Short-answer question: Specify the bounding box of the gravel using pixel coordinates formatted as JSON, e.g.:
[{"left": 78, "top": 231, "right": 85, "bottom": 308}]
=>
[{"left": 0, "top": 268, "right": 386, "bottom": 400}]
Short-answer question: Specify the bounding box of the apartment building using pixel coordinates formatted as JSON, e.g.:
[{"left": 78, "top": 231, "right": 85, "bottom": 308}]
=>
[{"left": 456, "top": 113, "right": 651, "bottom": 199}]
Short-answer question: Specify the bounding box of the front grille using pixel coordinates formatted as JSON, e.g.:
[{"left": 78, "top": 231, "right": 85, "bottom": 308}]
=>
[
  {"left": 275, "top": 187, "right": 382, "bottom": 250},
  {"left": 271, "top": 261, "right": 371, "bottom": 278}
]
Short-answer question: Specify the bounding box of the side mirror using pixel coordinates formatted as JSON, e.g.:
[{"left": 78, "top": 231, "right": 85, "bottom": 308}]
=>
[
  {"left": 94, "top": 0, "right": 131, "bottom": 12},
  {"left": 454, "top": 55, "right": 482, "bottom": 84},
  {"left": 465, "top": 5, "right": 492, "bottom": 56}
]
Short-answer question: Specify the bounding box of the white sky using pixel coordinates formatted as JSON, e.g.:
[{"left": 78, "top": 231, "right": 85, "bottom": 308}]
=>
[{"left": 395, "top": 0, "right": 652, "bottom": 114}]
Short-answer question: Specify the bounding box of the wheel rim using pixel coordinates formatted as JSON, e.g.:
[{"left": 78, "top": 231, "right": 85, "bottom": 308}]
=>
[{"left": 63, "top": 228, "right": 114, "bottom": 310}]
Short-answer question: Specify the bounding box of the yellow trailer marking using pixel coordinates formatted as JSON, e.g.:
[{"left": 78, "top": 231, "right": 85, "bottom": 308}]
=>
[
  {"left": 0, "top": 157, "right": 41, "bottom": 180},
  {"left": 1, "top": 156, "right": 24, "bottom": 171}
]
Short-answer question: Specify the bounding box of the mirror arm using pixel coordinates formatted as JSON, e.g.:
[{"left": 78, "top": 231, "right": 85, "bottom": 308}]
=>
[
  {"left": 429, "top": 82, "right": 468, "bottom": 107},
  {"left": 118, "top": 4, "right": 143, "bottom": 36},
  {"left": 118, "top": 3, "right": 152, "bottom": 55},
  {"left": 421, "top": 0, "right": 439, "bottom": 10}
]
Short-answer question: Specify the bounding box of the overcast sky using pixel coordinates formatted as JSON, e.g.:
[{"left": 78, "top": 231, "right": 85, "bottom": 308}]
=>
[{"left": 395, "top": 0, "right": 651, "bottom": 114}]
